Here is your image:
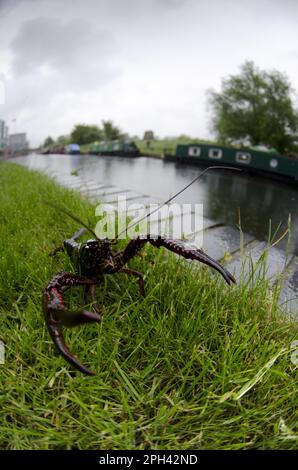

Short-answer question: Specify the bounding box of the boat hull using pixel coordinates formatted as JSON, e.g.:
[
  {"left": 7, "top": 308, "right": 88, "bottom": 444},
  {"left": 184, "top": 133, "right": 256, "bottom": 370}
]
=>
[{"left": 164, "top": 143, "right": 298, "bottom": 183}]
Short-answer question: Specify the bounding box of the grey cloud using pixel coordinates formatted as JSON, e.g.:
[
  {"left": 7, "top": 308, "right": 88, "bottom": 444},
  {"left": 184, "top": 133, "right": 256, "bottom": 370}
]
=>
[
  {"left": 1, "top": 0, "right": 298, "bottom": 147},
  {"left": 0, "top": 0, "right": 40, "bottom": 18},
  {"left": 3, "top": 12, "right": 122, "bottom": 142},
  {"left": 11, "top": 16, "right": 115, "bottom": 76},
  {"left": 156, "top": 0, "right": 190, "bottom": 8},
  {"left": 0, "top": 0, "right": 21, "bottom": 15}
]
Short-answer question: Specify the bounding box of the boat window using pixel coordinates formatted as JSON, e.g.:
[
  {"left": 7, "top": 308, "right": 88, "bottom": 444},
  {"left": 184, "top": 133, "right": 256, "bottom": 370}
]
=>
[
  {"left": 270, "top": 158, "right": 278, "bottom": 168},
  {"left": 235, "top": 152, "right": 251, "bottom": 164},
  {"left": 188, "top": 146, "right": 201, "bottom": 157},
  {"left": 209, "top": 148, "right": 222, "bottom": 159}
]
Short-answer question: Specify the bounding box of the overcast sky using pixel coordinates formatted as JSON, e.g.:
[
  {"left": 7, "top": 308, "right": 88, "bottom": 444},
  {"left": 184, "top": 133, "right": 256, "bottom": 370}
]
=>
[{"left": 0, "top": 0, "right": 298, "bottom": 146}]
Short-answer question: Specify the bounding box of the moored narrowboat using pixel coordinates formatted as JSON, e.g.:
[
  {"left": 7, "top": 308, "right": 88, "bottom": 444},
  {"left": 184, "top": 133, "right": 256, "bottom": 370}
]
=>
[
  {"left": 164, "top": 143, "right": 298, "bottom": 182},
  {"left": 91, "top": 139, "right": 140, "bottom": 157},
  {"left": 65, "top": 143, "right": 80, "bottom": 155}
]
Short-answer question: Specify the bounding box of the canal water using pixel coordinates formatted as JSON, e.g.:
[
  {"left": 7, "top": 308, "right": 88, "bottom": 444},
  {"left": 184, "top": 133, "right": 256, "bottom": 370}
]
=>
[{"left": 11, "top": 153, "right": 298, "bottom": 255}]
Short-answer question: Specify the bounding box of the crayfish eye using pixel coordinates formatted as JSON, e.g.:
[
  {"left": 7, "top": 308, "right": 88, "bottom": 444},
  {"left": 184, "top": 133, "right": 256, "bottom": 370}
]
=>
[{"left": 85, "top": 239, "right": 99, "bottom": 249}]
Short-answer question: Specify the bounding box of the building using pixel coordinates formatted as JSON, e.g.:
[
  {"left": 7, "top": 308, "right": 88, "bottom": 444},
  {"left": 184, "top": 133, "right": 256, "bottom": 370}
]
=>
[
  {"left": 4, "top": 125, "right": 9, "bottom": 147},
  {"left": 0, "top": 119, "right": 5, "bottom": 151},
  {"left": 8, "top": 132, "right": 29, "bottom": 153}
]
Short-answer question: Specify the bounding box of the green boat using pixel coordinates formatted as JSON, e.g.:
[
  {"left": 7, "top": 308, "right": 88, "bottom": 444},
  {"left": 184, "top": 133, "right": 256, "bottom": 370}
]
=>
[
  {"left": 164, "top": 143, "right": 298, "bottom": 182},
  {"left": 90, "top": 139, "right": 140, "bottom": 157}
]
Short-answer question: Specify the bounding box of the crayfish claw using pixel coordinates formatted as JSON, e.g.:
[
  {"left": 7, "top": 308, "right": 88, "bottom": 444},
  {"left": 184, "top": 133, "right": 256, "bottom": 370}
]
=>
[
  {"left": 43, "top": 272, "right": 101, "bottom": 376},
  {"left": 45, "top": 314, "right": 97, "bottom": 376},
  {"left": 149, "top": 238, "right": 236, "bottom": 286},
  {"left": 52, "top": 332, "right": 96, "bottom": 376},
  {"left": 58, "top": 309, "right": 101, "bottom": 327}
]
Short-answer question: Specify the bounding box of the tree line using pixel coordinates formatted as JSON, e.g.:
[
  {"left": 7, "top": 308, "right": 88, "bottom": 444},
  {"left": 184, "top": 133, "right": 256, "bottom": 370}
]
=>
[
  {"left": 43, "top": 62, "right": 298, "bottom": 155},
  {"left": 43, "top": 120, "right": 124, "bottom": 148}
]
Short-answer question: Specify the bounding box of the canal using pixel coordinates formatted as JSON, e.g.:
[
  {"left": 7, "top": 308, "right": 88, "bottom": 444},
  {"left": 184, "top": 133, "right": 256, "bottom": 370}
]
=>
[{"left": 11, "top": 153, "right": 298, "bottom": 255}]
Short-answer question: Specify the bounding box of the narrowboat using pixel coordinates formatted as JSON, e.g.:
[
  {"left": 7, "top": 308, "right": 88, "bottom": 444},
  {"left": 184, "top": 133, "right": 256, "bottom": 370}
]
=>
[
  {"left": 41, "top": 145, "right": 65, "bottom": 154},
  {"left": 65, "top": 143, "right": 80, "bottom": 155},
  {"left": 90, "top": 139, "right": 140, "bottom": 157},
  {"left": 164, "top": 143, "right": 298, "bottom": 182}
]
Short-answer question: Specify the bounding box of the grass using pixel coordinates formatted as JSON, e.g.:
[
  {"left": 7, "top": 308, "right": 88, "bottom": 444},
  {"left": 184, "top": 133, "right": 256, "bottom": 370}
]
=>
[
  {"left": 0, "top": 161, "right": 297, "bottom": 450},
  {"left": 134, "top": 136, "right": 217, "bottom": 157}
]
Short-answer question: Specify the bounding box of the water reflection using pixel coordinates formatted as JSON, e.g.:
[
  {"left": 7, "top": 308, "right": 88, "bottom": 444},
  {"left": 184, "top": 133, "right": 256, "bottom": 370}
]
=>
[
  {"left": 201, "top": 169, "right": 298, "bottom": 253},
  {"left": 12, "top": 153, "right": 298, "bottom": 254}
]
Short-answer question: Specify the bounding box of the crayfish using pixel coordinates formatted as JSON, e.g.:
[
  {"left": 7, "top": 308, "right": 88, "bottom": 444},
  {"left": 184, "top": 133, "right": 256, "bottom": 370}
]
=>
[
  {"left": 43, "top": 229, "right": 235, "bottom": 375},
  {"left": 43, "top": 166, "right": 239, "bottom": 375}
]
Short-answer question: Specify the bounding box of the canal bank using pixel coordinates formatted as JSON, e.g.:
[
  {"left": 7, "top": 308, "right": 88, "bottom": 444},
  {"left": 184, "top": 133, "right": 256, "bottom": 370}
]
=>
[
  {"left": 1, "top": 160, "right": 297, "bottom": 450},
  {"left": 10, "top": 152, "right": 298, "bottom": 252},
  {"left": 8, "top": 152, "right": 298, "bottom": 316}
]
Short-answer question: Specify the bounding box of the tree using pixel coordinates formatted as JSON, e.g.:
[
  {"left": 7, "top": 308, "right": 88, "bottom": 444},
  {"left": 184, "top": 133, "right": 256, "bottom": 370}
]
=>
[
  {"left": 143, "top": 130, "right": 155, "bottom": 141},
  {"left": 56, "top": 134, "right": 70, "bottom": 146},
  {"left": 208, "top": 61, "right": 298, "bottom": 153},
  {"left": 143, "top": 130, "right": 155, "bottom": 148},
  {"left": 43, "top": 136, "right": 55, "bottom": 147},
  {"left": 102, "top": 120, "right": 122, "bottom": 140},
  {"left": 70, "top": 124, "right": 102, "bottom": 145}
]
